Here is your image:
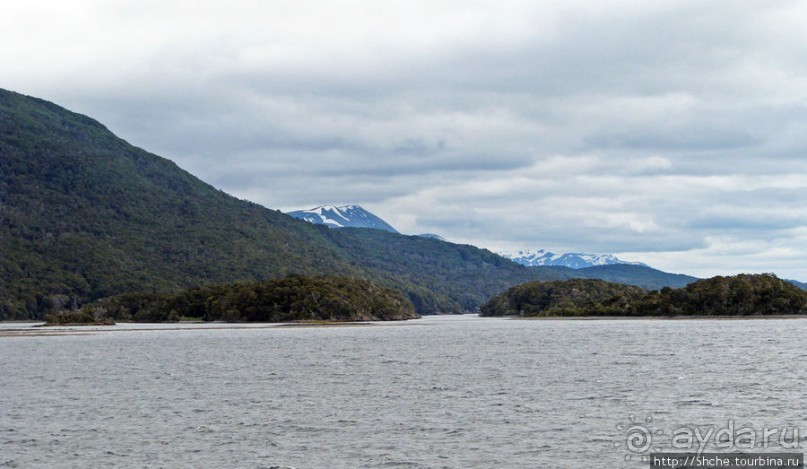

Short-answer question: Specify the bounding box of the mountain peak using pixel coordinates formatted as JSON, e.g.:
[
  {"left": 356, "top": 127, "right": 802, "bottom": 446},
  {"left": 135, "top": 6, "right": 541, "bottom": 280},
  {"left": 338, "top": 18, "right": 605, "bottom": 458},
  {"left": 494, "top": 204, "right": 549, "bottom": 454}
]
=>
[
  {"left": 288, "top": 205, "right": 399, "bottom": 233},
  {"left": 500, "top": 249, "right": 648, "bottom": 269}
]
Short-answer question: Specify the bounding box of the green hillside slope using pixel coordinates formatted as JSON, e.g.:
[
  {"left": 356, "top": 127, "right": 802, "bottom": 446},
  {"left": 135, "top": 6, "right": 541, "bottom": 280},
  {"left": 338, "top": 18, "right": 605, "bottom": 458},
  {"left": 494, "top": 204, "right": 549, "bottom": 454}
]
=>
[{"left": 0, "top": 89, "right": 358, "bottom": 317}]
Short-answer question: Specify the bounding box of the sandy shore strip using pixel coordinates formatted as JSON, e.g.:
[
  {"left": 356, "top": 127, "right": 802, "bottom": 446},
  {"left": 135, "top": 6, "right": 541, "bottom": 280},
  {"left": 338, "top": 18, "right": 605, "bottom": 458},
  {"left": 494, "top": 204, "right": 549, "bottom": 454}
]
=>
[
  {"left": 512, "top": 314, "right": 807, "bottom": 320},
  {"left": 0, "top": 318, "right": 435, "bottom": 337}
]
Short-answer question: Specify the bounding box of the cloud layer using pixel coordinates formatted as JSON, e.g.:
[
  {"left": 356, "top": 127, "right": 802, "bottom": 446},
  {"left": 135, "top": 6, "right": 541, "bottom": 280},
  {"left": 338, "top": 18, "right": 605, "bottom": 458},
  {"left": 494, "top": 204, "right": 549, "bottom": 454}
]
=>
[{"left": 3, "top": 0, "right": 806, "bottom": 279}]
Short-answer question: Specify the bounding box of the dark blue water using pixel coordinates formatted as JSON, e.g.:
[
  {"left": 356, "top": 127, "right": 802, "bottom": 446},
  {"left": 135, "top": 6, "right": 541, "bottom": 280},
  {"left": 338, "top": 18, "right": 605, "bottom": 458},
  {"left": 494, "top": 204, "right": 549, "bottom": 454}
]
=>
[{"left": 2, "top": 316, "right": 805, "bottom": 468}]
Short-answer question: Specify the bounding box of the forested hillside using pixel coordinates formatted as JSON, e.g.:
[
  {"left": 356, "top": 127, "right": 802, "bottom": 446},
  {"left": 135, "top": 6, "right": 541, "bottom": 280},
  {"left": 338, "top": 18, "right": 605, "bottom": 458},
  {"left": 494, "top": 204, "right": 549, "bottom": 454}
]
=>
[{"left": 0, "top": 89, "right": 359, "bottom": 318}]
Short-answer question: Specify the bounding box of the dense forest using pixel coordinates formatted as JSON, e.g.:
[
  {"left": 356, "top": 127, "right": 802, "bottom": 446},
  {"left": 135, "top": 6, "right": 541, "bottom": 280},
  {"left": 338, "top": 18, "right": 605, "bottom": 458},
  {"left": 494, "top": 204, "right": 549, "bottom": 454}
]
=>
[
  {"left": 480, "top": 279, "right": 646, "bottom": 317},
  {"left": 72, "top": 275, "right": 418, "bottom": 323},
  {"left": 639, "top": 273, "right": 807, "bottom": 316},
  {"left": 481, "top": 274, "right": 807, "bottom": 317},
  {"left": 0, "top": 89, "right": 356, "bottom": 317}
]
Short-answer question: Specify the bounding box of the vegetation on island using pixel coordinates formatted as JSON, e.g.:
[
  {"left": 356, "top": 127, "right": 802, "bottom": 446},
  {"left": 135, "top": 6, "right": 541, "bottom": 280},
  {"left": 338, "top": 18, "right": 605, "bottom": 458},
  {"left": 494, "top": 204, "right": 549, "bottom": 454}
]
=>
[
  {"left": 82, "top": 275, "right": 418, "bottom": 323},
  {"left": 43, "top": 309, "right": 115, "bottom": 326},
  {"left": 639, "top": 273, "right": 807, "bottom": 316},
  {"left": 480, "top": 279, "right": 646, "bottom": 317},
  {"left": 480, "top": 274, "right": 807, "bottom": 317}
]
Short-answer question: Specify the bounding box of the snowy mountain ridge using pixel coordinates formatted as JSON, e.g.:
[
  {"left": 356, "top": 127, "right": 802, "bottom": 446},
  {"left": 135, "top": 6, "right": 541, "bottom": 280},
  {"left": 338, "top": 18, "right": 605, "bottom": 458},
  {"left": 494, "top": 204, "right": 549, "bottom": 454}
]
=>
[
  {"left": 501, "top": 249, "right": 648, "bottom": 269},
  {"left": 287, "top": 205, "right": 399, "bottom": 233}
]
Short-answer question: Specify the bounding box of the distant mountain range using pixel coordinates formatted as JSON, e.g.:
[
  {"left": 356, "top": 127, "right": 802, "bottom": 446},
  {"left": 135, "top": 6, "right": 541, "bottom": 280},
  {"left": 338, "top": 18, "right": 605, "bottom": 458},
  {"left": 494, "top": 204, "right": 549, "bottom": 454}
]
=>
[
  {"left": 290, "top": 206, "right": 653, "bottom": 271},
  {"left": 501, "top": 249, "right": 648, "bottom": 269},
  {"left": 288, "top": 208, "right": 651, "bottom": 271},
  {"left": 288, "top": 205, "right": 399, "bottom": 233}
]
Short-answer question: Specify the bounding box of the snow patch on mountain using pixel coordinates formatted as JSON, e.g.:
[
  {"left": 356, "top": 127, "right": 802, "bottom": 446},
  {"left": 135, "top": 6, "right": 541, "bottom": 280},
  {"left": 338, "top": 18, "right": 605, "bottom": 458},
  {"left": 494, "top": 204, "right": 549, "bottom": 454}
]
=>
[
  {"left": 501, "top": 249, "right": 648, "bottom": 269},
  {"left": 287, "top": 205, "right": 399, "bottom": 233}
]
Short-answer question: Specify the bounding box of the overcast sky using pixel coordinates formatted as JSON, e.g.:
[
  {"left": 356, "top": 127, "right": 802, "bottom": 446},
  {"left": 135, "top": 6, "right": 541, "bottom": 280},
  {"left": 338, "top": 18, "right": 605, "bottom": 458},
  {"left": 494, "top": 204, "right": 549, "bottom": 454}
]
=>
[{"left": 3, "top": 0, "right": 806, "bottom": 280}]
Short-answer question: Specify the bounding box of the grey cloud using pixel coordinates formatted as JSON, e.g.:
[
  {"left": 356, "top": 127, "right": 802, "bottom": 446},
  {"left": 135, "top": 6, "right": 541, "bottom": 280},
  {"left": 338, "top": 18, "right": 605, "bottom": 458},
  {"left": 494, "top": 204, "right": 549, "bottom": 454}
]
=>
[
  {"left": 586, "top": 127, "right": 757, "bottom": 152},
  {"left": 687, "top": 217, "right": 805, "bottom": 231}
]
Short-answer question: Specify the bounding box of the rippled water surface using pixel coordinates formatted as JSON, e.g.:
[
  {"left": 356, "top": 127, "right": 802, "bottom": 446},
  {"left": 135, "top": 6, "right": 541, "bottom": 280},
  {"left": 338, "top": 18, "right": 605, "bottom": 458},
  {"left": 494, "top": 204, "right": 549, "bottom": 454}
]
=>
[{"left": 2, "top": 316, "right": 805, "bottom": 468}]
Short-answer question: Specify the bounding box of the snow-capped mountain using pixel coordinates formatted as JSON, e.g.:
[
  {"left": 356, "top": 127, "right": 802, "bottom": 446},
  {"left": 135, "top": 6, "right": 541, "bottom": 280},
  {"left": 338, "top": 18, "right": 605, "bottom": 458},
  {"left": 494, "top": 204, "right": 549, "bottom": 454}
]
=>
[
  {"left": 287, "top": 205, "right": 399, "bottom": 233},
  {"left": 501, "top": 249, "right": 648, "bottom": 269}
]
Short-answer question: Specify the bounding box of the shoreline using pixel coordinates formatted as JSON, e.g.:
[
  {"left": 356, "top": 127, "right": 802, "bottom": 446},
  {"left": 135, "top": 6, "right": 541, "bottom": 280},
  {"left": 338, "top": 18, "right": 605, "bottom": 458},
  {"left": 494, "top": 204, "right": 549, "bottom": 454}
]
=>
[
  {"left": 509, "top": 314, "right": 807, "bottom": 320},
  {"left": 0, "top": 319, "right": 420, "bottom": 337},
  {"left": 2, "top": 314, "right": 806, "bottom": 337}
]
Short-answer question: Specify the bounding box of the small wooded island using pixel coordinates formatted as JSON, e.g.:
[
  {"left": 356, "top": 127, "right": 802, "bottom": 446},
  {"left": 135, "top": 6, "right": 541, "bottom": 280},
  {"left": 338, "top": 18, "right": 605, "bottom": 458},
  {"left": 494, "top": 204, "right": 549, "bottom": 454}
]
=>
[
  {"left": 480, "top": 274, "right": 807, "bottom": 317},
  {"left": 49, "top": 275, "right": 418, "bottom": 324}
]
